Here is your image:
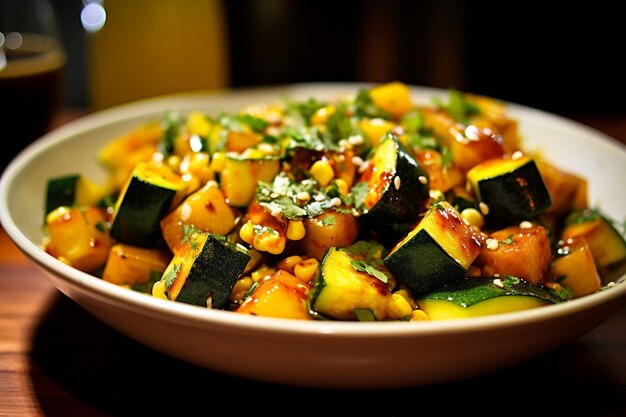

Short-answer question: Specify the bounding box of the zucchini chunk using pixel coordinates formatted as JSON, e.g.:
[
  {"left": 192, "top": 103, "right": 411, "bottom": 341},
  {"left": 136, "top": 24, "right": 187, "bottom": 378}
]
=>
[
  {"left": 475, "top": 223, "right": 553, "bottom": 286},
  {"left": 308, "top": 244, "right": 392, "bottom": 321},
  {"left": 45, "top": 173, "right": 106, "bottom": 215},
  {"left": 416, "top": 276, "right": 563, "bottom": 320},
  {"left": 549, "top": 237, "right": 601, "bottom": 298},
  {"left": 467, "top": 155, "right": 552, "bottom": 227},
  {"left": 220, "top": 154, "right": 280, "bottom": 207},
  {"left": 110, "top": 162, "right": 187, "bottom": 247},
  {"left": 563, "top": 209, "right": 626, "bottom": 268},
  {"left": 45, "top": 206, "right": 114, "bottom": 273},
  {"left": 160, "top": 181, "right": 238, "bottom": 252},
  {"left": 236, "top": 270, "right": 313, "bottom": 320},
  {"left": 358, "top": 133, "right": 430, "bottom": 237},
  {"left": 384, "top": 200, "right": 482, "bottom": 295},
  {"left": 102, "top": 243, "right": 171, "bottom": 289},
  {"left": 160, "top": 232, "right": 250, "bottom": 308}
]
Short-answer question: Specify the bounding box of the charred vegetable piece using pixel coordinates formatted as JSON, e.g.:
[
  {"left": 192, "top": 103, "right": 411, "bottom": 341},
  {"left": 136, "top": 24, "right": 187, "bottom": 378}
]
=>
[
  {"left": 467, "top": 155, "right": 551, "bottom": 227},
  {"left": 416, "top": 276, "right": 563, "bottom": 320},
  {"left": 358, "top": 133, "right": 430, "bottom": 238},
  {"left": 475, "top": 223, "right": 552, "bottom": 286},
  {"left": 309, "top": 243, "right": 392, "bottom": 321},
  {"left": 236, "top": 270, "right": 312, "bottom": 320},
  {"left": 110, "top": 162, "right": 187, "bottom": 247},
  {"left": 563, "top": 209, "right": 626, "bottom": 268},
  {"left": 301, "top": 209, "right": 360, "bottom": 260},
  {"left": 159, "top": 232, "right": 250, "bottom": 308},
  {"left": 384, "top": 200, "right": 482, "bottom": 295}
]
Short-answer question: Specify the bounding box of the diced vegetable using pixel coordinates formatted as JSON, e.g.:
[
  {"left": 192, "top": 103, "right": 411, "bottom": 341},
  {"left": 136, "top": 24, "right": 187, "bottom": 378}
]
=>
[
  {"left": 549, "top": 237, "right": 601, "bottom": 298},
  {"left": 45, "top": 206, "right": 113, "bottom": 273},
  {"left": 159, "top": 232, "right": 250, "bottom": 308},
  {"left": 110, "top": 162, "right": 187, "bottom": 247},
  {"left": 475, "top": 223, "right": 552, "bottom": 285},
  {"left": 236, "top": 270, "right": 312, "bottom": 320},
  {"left": 309, "top": 245, "right": 392, "bottom": 321},
  {"left": 563, "top": 209, "right": 626, "bottom": 268},
  {"left": 384, "top": 201, "right": 482, "bottom": 295},
  {"left": 467, "top": 155, "right": 552, "bottom": 227},
  {"left": 416, "top": 276, "right": 563, "bottom": 320},
  {"left": 358, "top": 133, "right": 430, "bottom": 238},
  {"left": 102, "top": 244, "right": 171, "bottom": 289}
]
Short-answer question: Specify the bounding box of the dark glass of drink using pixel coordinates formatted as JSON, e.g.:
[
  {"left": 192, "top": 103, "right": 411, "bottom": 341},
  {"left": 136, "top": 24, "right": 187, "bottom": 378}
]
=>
[{"left": 1, "top": 0, "right": 66, "bottom": 174}]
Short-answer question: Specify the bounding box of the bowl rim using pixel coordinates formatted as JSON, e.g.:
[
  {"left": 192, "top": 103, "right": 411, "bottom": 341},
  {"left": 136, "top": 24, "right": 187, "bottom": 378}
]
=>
[{"left": 2, "top": 82, "right": 626, "bottom": 339}]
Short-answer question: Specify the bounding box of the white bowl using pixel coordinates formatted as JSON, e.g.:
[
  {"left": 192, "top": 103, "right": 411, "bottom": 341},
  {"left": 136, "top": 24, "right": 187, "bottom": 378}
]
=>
[{"left": 2, "top": 83, "right": 626, "bottom": 389}]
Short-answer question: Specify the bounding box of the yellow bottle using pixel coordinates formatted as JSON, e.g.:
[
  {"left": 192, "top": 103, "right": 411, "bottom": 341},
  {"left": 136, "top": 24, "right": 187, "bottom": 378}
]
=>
[{"left": 87, "top": 0, "right": 229, "bottom": 110}]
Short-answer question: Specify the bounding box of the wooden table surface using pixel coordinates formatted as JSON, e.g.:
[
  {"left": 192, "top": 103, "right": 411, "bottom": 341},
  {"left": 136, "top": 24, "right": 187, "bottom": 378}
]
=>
[{"left": 2, "top": 109, "right": 626, "bottom": 416}]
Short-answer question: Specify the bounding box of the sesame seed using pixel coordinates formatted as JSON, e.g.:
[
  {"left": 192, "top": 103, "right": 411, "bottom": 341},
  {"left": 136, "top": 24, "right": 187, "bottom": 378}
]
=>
[
  {"left": 394, "top": 176, "right": 401, "bottom": 190},
  {"left": 314, "top": 194, "right": 326, "bottom": 202},
  {"left": 270, "top": 192, "right": 280, "bottom": 199},
  {"left": 180, "top": 203, "right": 192, "bottom": 221},
  {"left": 351, "top": 156, "right": 364, "bottom": 166},
  {"left": 486, "top": 238, "right": 499, "bottom": 250},
  {"left": 257, "top": 143, "right": 274, "bottom": 154},
  {"left": 270, "top": 207, "right": 283, "bottom": 217},
  {"left": 358, "top": 160, "right": 370, "bottom": 173},
  {"left": 329, "top": 197, "right": 342, "bottom": 207},
  {"left": 493, "top": 278, "right": 504, "bottom": 288},
  {"left": 479, "top": 202, "right": 490, "bottom": 216},
  {"left": 607, "top": 282, "right": 616, "bottom": 287},
  {"left": 512, "top": 150, "right": 524, "bottom": 160},
  {"left": 519, "top": 220, "right": 532, "bottom": 229},
  {"left": 493, "top": 273, "right": 500, "bottom": 277},
  {"left": 418, "top": 175, "right": 428, "bottom": 185},
  {"left": 296, "top": 191, "right": 311, "bottom": 202},
  {"left": 348, "top": 134, "right": 364, "bottom": 145}
]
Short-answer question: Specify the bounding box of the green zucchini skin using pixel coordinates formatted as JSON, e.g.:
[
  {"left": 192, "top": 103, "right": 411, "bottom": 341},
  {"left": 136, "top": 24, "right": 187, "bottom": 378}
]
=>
[
  {"left": 45, "top": 174, "right": 80, "bottom": 215},
  {"left": 384, "top": 229, "right": 465, "bottom": 296},
  {"left": 360, "top": 134, "right": 430, "bottom": 239},
  {"left": 175, "top": 235, "right": 250, "bottom": 308},
  {"left": 110, "top": 177, "right": 176, "bottom": 247},
  {"left": 308, "top": 245, "right": 391, "bottom": 321},
  {"left": 419, "top": 276, "right": 563, "bottom": 307},
  {"left": 478, "top": 160, "right": 551, "bottom": 227}
]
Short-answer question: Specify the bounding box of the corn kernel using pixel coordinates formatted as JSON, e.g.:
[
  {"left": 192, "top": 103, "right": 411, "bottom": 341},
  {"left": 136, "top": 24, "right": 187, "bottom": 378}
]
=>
[
  {"left": 230, "top": 276, "right": 254, "bottom": 303},
  {"left": 277, "top": 255, "right": 304, "bottom": 274},
  {"left": 310, "top": 105, "right": 335, "bottom": 126},
  {"left": 152, "top": 280, "right": 168, "bottom": 300},
  {"left": 167, "top": 155, "right": 182, "bottom": 171},
  {"left": 410, "top": 309, "right": 430, "bottom": 321},
  {"left": 394, "top": 289, "right": 416, "bottom": 309},
  {"left": 210, "top": 152, "right": 227, "bottom": 172},
  {"left": 294, "top": 258, "right": 319, "bottom": 283},
  {"left": 310, "top": 160, "right": 334, "bottom": 187},
  {"left": 386, "top": 293, "right": 413, "bottom": 319},
  {"left": 251, "top": 264, "right": 277, "bottom": 282},
  {"left": 286, "top": 220, "right": 306, "bottom": 241},
  {"left": 333, "top": 178, "right": 349, "bottom": 195},
  {"left": 253, "top": 233, "right": 286, "bottom": 255},
  {"left": 239, "top": 221, "right": 255, "bottom": 245},
  {"left": 186, "top": 111, "right": 212, "bottom": 137},
  {"left": 461, "top": 208, "right": 485, "bottom": 229}
]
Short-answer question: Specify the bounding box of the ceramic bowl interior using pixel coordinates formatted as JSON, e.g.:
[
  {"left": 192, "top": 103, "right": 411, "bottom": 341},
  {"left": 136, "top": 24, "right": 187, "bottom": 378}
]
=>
[{"left": 1, "top": 83, "right": 625, "bottom": 389}]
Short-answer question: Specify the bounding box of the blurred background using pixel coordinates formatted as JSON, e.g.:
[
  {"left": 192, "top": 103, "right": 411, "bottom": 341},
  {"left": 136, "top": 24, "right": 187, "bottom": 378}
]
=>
[
  {"left": 2, "top": 0, "right": 625, "bottom": 171},
  {"left": 52, "top": 0, "right": 624, "bottom": 114}
]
